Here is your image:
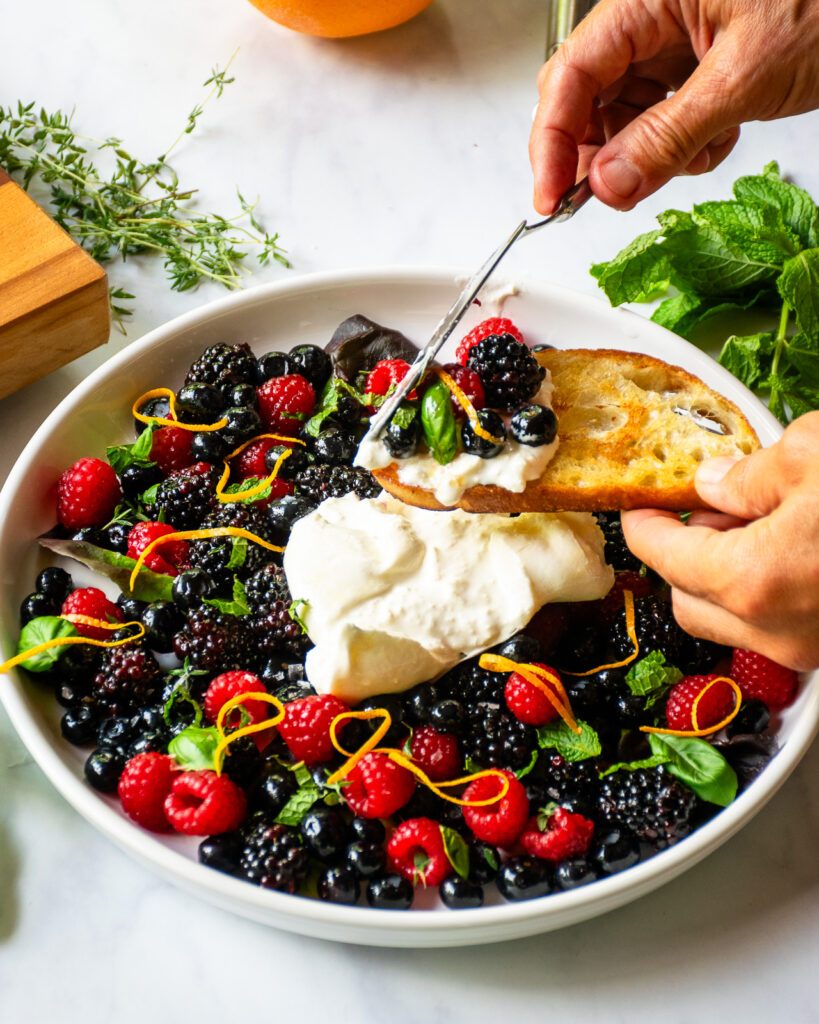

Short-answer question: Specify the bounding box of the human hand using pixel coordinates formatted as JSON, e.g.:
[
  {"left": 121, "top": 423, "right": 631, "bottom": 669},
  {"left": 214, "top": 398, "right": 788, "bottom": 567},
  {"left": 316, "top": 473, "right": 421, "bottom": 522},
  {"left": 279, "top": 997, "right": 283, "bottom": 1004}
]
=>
[
  {"left": 530, "top": 0, "right": 819, "bottom": 213},
  {"left": 621, "top": 412, "right": 819, "bottom": 671}
]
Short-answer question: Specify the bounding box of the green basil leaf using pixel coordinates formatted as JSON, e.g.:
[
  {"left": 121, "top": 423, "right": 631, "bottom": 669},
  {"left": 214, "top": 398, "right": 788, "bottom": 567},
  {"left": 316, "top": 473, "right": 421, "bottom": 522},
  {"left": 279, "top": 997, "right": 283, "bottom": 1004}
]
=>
[
  {"left": 440, "top": 825, "right": 470, "bottom": 881},
  {"left": 647, "top": 734, "right": 738, "bottom": 806},
  {"left": 106, "top": 424, "right": 157, "bottom": 474},
  {"left": 598, "top": 753, "right": 670, "bottom": 779},
  {"left": 778, "top": 249, "right": 819, "bottom": 339},
  {"left": 15, "top": 616, "right": 78, "bottom": 672},
  {"left": 719, "top": 332, "right": 777, "bottom": 389},
  {"left": 625, "top": 651, "right": 683, "bottom": 702},
  {"left": 421, "top": 379, "right": 458, "bottom": 465},
  {"left": 204, "top": 577, "right": 249, "bottom": 617},
  {"left": 275, "top": 783, "right": 322, "bottom": 826},
  {"left": 38, "top": 535, "right": 174, "bottom": 602},
  {"left": 168, "top": 725, "right": 219, "bottom": 770},
  {"left": 536, "top": 719, "right": 601, "bottom": 762},
  {"left": 590, "top": 229, "right": 671, "bottom": 306}
]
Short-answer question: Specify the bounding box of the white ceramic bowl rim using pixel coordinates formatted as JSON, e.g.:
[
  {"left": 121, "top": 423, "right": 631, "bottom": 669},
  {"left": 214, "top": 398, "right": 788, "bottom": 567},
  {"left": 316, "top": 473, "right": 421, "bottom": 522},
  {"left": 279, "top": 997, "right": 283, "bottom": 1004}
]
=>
[{"left": 1, "top": 266, "right": 817, "bottom": 944}]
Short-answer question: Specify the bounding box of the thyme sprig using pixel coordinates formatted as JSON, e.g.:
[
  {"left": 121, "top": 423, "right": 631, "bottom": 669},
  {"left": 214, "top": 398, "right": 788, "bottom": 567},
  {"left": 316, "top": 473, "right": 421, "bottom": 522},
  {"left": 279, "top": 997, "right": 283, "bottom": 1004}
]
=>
[{"left": 0, "top": 57, "right": 289, "bottom": 331}]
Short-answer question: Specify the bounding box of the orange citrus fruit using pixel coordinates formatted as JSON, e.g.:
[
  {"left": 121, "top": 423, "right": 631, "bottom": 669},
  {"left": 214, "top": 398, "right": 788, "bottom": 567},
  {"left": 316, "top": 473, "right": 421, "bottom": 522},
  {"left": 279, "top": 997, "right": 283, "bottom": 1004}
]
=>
[{"left": 247, "top": 0, "right": 435, "bottom": 38}]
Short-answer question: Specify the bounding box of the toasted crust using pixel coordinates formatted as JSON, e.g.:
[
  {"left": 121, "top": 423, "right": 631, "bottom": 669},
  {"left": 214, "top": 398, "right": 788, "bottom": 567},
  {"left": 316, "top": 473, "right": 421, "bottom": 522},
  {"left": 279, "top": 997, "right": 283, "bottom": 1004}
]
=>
[{"left": 373, "top": 348, "right": 760, "bottom": 512}]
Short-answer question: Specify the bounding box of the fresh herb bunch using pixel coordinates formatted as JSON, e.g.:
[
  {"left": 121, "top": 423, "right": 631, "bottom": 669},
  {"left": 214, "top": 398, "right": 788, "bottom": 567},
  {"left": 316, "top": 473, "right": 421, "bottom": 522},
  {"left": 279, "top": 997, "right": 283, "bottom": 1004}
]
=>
[
  {"left": 0, "top": 57, "right": 289, "bottom": 330},
  {"left": 591, "top": 162, "right": 819, "bottom": 423}
]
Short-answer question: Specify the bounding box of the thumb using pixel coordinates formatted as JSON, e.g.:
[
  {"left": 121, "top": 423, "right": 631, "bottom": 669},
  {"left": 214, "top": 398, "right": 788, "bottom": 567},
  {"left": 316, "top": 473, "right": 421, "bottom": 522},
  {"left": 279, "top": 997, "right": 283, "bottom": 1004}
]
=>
[
  {"left": 589, "top": 45, "right": 745, "bottom": 208},
  {"left": 694, "top": 450, "right": 789, "bottom": 520}
]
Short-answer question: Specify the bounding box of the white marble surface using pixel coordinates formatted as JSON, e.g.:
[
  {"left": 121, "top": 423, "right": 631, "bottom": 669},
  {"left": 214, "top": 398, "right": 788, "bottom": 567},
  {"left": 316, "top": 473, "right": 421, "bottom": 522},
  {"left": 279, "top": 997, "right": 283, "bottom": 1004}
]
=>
[{"left": 2, "top": 0, "right": 819, "bottom": 1019}]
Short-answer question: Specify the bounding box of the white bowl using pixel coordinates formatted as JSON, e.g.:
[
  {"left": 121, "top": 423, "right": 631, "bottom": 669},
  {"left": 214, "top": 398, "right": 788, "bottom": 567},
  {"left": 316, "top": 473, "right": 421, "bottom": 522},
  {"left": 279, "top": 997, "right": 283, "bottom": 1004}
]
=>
[{"left": 1, "top": 267, "right": 816, "bottom": 947}]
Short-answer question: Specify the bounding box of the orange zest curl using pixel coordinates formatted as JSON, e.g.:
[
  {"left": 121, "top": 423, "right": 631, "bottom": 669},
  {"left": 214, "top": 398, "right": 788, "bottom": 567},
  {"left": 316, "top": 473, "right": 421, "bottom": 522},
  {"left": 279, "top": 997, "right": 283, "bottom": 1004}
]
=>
[
  {"left": 0, "top": 618, "right": 145, "bottom": 674},
  {"left": 478, "top": 653, "right": 581, "bottom": 735},
  {"left": 128, "top": 527, "right": 284, "bottom": 590},
  {"left": 216, "top": 438, "right": 299, "bottom": 504},
  {"left": 213, "top": 691, "right": 285, "bottom": 774},
  {"left": 641, "top": 676, "right": 743, "bottom": 739},
  {"left": 326, "top": 707, "right": 510, "bottom": 807},
  {"left": 564, "top": 589, "right": 640, "bottom": 677},
  {"left": 131, "top": 387, "right": 228, "bottom": 433},
  {"left": 435, "top": 367, "right": 505, "bottom": 445}
]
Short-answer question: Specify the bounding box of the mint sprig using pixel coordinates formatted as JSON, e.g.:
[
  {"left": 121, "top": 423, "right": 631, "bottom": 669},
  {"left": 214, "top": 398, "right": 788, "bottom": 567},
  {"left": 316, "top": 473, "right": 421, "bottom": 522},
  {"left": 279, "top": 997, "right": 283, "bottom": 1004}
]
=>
[
  {"left": 536, "top": 719, "right": 601, "bottom": 762},
  {"left": 591, "top": 161, "right": 819, "bottom": 422}
]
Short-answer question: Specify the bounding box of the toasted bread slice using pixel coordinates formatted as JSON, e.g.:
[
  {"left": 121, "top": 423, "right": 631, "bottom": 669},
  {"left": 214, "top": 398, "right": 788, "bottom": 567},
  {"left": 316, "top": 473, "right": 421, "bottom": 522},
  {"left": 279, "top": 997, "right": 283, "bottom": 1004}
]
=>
[{"left": 373, "top": 349, "right": 760, "bottom": 512}]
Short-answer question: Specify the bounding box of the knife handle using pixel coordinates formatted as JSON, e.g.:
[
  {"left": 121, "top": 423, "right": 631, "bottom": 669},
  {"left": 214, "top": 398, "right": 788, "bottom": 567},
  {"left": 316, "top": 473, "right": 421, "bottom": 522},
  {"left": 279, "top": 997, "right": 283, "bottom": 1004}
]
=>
[{"left": 545, "top": 0, "right": 598, "bottom": 56}]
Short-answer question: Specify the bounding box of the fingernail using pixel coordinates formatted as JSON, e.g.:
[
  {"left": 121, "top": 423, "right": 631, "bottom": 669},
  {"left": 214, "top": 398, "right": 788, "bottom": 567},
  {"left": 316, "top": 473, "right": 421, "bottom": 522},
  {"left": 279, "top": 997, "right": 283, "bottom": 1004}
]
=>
[
  {"left": 696, "top": 456, "right": 741, "bottom": 487},
  {"left": 598, "top": 157, "right": 641, "bottom": 199}
]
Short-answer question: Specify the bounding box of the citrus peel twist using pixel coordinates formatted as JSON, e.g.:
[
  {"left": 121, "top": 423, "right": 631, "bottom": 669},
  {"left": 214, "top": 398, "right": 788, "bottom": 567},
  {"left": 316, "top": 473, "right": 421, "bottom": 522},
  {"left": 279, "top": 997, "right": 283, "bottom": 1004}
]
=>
[
  {"left": 563, "top": 589, "right": 640, "bottom": 677},
  {"left": 213, "top": 691, "right": 285, "bottom": 774},
  {"left": 215, "top": 434, "right": 302, "bottom": 504},
  {"left": 478, "top": 653, "right": 581, "bottom": 735},
  {"left": 132, "top": 387, "right": 228, "bottom": 432},
  {"left": 640, "top": 676, "right": 743, "bottom": 738},
  {"left": 435, "top": 367, "right": 504, "bottom": 445},
  {"left": 0, "top": 617, "right": 145, "bottom": 674}
]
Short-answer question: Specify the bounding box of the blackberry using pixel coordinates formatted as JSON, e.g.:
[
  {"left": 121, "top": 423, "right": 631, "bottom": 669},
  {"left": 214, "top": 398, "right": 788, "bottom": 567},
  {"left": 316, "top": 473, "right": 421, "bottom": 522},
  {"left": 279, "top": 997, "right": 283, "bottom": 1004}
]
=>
[
  {"left": 611, "top": 594, "right": 687, "bottom": 664},
  {"left": 185, "top": 343, "right": 257, "bottom": 396},
  {"left": 244, "top": 563, "right": 291, "bottom": 614},
  {"left": 173, "top": 606, "right": 249, "bottom": 673},
  {"left": 598, "top": 766, "right": 698, "bottom": 848},
  {"left": 466, "top": 334, "right": 545, "bottom": 411},
  {"left": 442, "top": 660, "right": 504, "bottom": 705},
  {"left": 249, "top": 601, "right": 309, "bottom": 659},
  {"left": 153, "top": 463, "right": 217, "bottom": 530},
  {"left": 222, "top": 735, "right": 265, "bottom": 789},
  {"left": 595, "top": 512, "right": 641, "bottom": 571},
  {"left": 238, "top": 815, "right": 310, "bottom": 892},
  {"left": 294, "top": 463, "right": 380, "bottom": 503},
  {"left": 188, "top": 503, "right": 275, "bottom": 588},
  {"left": 91, "top": 645, "right": 163, "bottom": 717},
  {"left": 678, "top": 634, "right": 731, "bottom": 675},
  {"left": 462, "top": 702, "right": 536, "bottom": 771},
  {"left": 529, "top": 754, "right": 600, "bottom": 816}
]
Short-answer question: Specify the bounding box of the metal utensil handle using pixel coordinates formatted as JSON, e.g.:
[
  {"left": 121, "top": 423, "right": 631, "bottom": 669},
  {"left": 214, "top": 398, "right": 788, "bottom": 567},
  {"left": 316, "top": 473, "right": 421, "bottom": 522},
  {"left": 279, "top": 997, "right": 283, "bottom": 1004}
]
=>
[{"left": 546, "top": 0, "right": 598, "bottom": 56}]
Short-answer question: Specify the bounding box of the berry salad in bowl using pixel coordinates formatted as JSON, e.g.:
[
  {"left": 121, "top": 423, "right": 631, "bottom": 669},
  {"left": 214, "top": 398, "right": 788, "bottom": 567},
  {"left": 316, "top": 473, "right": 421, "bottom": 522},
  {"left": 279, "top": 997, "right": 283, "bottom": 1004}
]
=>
[{"left": 0, "top": 270, "right": 815, "bottom": 946}]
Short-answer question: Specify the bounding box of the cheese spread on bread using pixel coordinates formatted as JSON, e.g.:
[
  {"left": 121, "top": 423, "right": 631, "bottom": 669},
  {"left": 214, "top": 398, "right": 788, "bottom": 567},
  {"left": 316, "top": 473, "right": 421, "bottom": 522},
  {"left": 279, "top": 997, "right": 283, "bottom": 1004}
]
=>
[{"left": 283, "top": 493, "right": 613, "bottom": 703}]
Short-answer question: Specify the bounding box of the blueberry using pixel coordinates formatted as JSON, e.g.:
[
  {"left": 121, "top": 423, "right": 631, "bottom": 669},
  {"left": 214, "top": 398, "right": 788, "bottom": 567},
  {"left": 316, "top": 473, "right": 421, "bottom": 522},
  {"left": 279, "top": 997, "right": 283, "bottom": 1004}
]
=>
[
  {"left": 494, "top": 632, "right": 542, "bottom": 664},
  {"left": 221, "top": 405, "right": 262, "bottom": 444},
  {"left": 60, "top": 705, "right": 99, "bottom": 746},
  {"left": 554, "top": 857, "right": 598, "bottom": 890},
  {"left": 256, "top": 351, "right": 292, "bottom": 384},
  {"left": 260, "top": 657, "right": 309, "bottom": 692},
  {"left": 510, "top": 404, "right": 558, "bottom": 446},
  {"left": 350, "top": 817, "right": 386, "bottom": 845},
  {"left": 252, "top": 771, "right": 296, "bottom": 816},
  {"left": 468, "top": 842, "right": 500, "bottom": 885},
  {"left": 357, "top": 694, "right": 407, "bottom": 747},
  {"left": 328, "top": 394, "right": 363, "bottom": 430},
  {"left": 288, "top": 344, "right": 333, "bottom": 391},
  {"left": 128, "top": 730, "right": 168, "bottom": 757},
  {"left": 429, "top": 699, "right": 466, "bottom": 736},
  {"left": 105, "top": 522, "right": 130, "bottom": 554},
  {"left": 226, "top": 383, "right": 258, "bottom": 410},
  {"left": 383, "top": 415, "right": 420, "bottom": 459},
  {"left": 20, "top": 591, "right": 59, "bottom": 624},
  {"left": 440, "top": 876, "right": 484, "bottom": 909},
  {"left": 317, "top": 865, "right": 360, "bottom": 905},
  {"left": 120, "top": 462, "right": 162, "bottom": 502},
  {"left": 172, "top": 569, "right": 215, "bottom": 609},
  {"left": 366, "top": 874, "right": 414, "bottom": 910},
  {"left": 190, "top": 431, "right": 230, "bottom": 465},
  {"left": 265, "top": 444, "right": 311, "bottom": 481},
  {"left": 592, "top": 826, "right": 640, "bottom": 876},
  {"left": 175, "top": 383, "right": 223, "bottom": 423},
  {"left": 141, "top": 601, "right": 184, "bottom": 653},
  {"left": 117, "top": 595, "right": 147, "bottom": 621},
  {"left": 199, "top": 833, "right": 242, "bottom": 875},
  {"left": 347, "top": 841, "right": 387, "bottom": 879},
  {"left": 57, "top": 645, "right": 101, "bottom": 685},
  {"left": 461, "top": 410, "right": 505, "bottom": 458},
  {"left": 35, "top": 567, "right": 73, "bottom": 602},
  {"left": 96, "top": 716, "right": 135, "bottom": 753},
  {"left": 401, "top": 683, "right": 440, "bottom": 726},
  {"left": 130, "top": 707, "right": 166, "bottom": 734},
  {"left": 72, "top": 527, "right": 105, "bottom": 546},
  {"left": 300, "top": 807, "right": 350, "bottom": 861},
  {"left": 313, "top": 427, "right": 357, "bottom": 466},
  {"left": 134, "top": 395, "right": 170, "bottom": 437},
  {"left": 727, "top": 699, "right": 770, "bottom": 737},
  {"left": 267, "top": 495, "right": 316, "bottom": 544},
  {"left": 496, "top": 856, "right": 554, "bottom": 901},
  {"left": 84, "top": 747, "right": 126, "bottom": 792},
  {"left": 532, "top": 344, "right": 556, "bottom": 353},
  {"left": 55, "top": 681, "right": 91, "bottom": 709}
]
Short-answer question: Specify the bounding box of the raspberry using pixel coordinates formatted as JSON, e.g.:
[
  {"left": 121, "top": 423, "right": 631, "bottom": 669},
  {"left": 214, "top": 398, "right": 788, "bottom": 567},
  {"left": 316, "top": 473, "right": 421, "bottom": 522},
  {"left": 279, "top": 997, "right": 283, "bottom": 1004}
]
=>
[
  {"left": 730, "top": 649, "right": 798, "bottom": 709},
  {"left": 61, "top": 587, "right": 124, "bottom": 639},
  {"left": 57, "top": 457, "right": 122, "bottom": 530},
  {"left": 343, "top": 752, "right": 416, "bottom": 819},
  {"left": 439, "top": 362, "right": 485, "bottom": 418},
  {"left": 504, "top": 662, "right": 563, "bottom": 727},
  {"left": 410, "top": 726, "right": 461, "bottom": 782},
  {"left": 365, "top": 359, "right": 417, "bottom": 401},
  {"left": 257, "top": 374, "right": 316, "bottom": 436},
  {"left": 520, "top": 806, "right": 595, "bottom": 861},
  {"left": 456, "top": 317, "right": 524, "bottom": 365},
  {"left": 164, "top": 770, "right": 247, "bottom": 835},
  {"left": 595, "top": 512, "right": 642, "bottom": 572},
  {"left": 665, "top": 674, "right": 737, "bottom": 731},
  {"left": 204, "top": 671, "right": 271, "bottom": 749},
  {"left": 118, "top": 752, "right": 175, "bottom": 832},
  {"left": 599, "top": 571, "right": 654, "bottom": 622},
  {"left": 278, "top": 694, "right": 349, "bottom": 765},
  {"left": 127, "top": 521, "right": 189, "bottom": 576},
  {"left": 387, "top": 817, "right": 452, "bottom": 887},
  {"left": 235, "top": 438, "right": 289, "bottom": 480},
  {"left": 150, "top": 426, "right": 194, "bottom": 474},
  {"left": 462, "top": 769, "right": 529, "bottom": 848}
]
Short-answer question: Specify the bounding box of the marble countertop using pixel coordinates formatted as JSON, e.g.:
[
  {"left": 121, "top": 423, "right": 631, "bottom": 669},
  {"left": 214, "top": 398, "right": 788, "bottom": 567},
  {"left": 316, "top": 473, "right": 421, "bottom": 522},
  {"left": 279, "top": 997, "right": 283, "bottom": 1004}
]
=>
[{"left": 2, "top": 1, "right": 818, "bottom": 1020}]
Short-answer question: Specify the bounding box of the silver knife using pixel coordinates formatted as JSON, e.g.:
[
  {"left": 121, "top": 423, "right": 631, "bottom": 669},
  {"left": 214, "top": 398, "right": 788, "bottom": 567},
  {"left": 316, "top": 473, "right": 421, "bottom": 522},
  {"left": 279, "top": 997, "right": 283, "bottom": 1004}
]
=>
[{"left": 362, "top": 177, "right": 593, "bottom": 444}]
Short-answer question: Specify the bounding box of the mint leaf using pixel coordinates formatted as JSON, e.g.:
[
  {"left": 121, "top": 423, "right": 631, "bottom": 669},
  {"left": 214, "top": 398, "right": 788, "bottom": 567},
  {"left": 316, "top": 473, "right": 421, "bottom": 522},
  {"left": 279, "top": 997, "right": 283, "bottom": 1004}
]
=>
[
  {"left": 15, "top": 616, "right": 78, "bottom": 671},
  {"left": 223, "top": 478, "right": 273, "bottom": 504},
  {"left": 304, "top": 376, "right": 371, "bottom": 438},
  {"left": 598, "top": 753, "right": 669, "bottom": 779},
  {"left": 162, "top": 682, "right": 203, "bottom": 729},
  {"left": 515, "top": 748, "right": 539, "bottom": 779},
  {"left": 718, "top": 332, "right": 776, "bottom": 389},
  {"left": 650, "top": 292, "right": 706, "bottom": 334},
  {"left": 421, "top": 379, "right": 458, "bottom": 465},
  {"left": 276, "top": 782, "right": 322, "bottom": 826},
  {"left": 464, "top": 754, "right": 482, "bottom": 774},
  {"left": 778, "top": 249, "right": 819, "bottom": 338},
  {"left": 293, "top": 761, "right": 313, "bottom": 788},
  {"left": 647, "top": 734, "right": 738, "bottom": 806},
  {"left": 440, "top": 826, "right": 470, "bottom": 881},
  {"left": 106, "top": 424, "right": 157, "bottom": 474},
  {"left": 733, "top": 163, "right": 819, "bottom": 250},
  {"left": 204, "top": 577, "right": 249, "bottom": 617},
  {"left": 482, "top": 847, "right": 499, "bottom": 872},
  {"left": 226, "top": 536, "right": 248, "bottom": 570},
  {"left": 693, "top": 199, "right": 799, "bottom": 263},
  {"left": 288, "top": 598, "right": 310, "bottom": 634},
  {"left": 536, "top": 719, "right": 601, "bottom": 762},
  {"left": 168, "top": 725, "right": 219, "bottom": 770},
  {"left": 663, "top": 222, "right": 781, "bottom": 296},
  {"left": 140, "top": 482, "right": 160, "bottom": 505},
  {"left": 625, "top": 652, "right": 683, "bottom": 705},
  {"left": 785, "top": 334, "right": 819, "bottom": 389},
  {"left": 590, "top": 229, "right": 671, "bottom": 305},
  {"left": 391, "top": 401, "right": 418, "bottom": 431},
  {"left": 38, "top": 535, "right": 174, "bottom": 602}
]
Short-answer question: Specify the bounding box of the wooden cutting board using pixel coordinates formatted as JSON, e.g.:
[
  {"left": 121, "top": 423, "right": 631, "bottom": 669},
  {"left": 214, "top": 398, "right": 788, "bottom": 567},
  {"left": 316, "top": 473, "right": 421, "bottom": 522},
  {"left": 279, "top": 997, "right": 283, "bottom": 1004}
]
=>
[{"left": 0, "top": 169, "right": 110, "bottom": 399}]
